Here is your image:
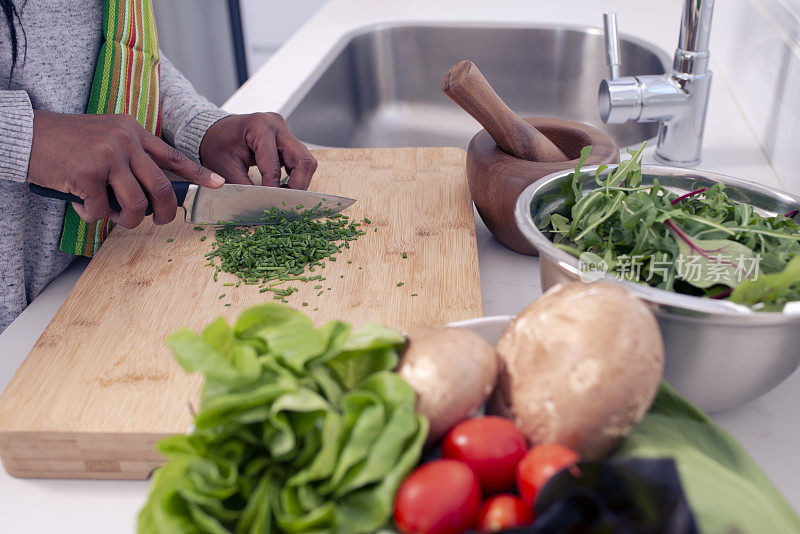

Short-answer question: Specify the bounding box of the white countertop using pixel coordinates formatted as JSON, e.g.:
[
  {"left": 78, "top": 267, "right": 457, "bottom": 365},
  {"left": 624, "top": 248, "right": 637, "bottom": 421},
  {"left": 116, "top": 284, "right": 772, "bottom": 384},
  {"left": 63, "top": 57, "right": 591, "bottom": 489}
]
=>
[{"left": 1, "top": 1, "right": 798, "bottom": 532}]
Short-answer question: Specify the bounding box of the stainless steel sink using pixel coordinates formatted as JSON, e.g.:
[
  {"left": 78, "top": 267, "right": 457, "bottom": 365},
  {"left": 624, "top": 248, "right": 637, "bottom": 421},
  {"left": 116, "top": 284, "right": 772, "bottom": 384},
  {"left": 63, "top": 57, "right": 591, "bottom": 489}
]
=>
[{"left": 284, "top": 23, "right": 670, "bottom": 149}]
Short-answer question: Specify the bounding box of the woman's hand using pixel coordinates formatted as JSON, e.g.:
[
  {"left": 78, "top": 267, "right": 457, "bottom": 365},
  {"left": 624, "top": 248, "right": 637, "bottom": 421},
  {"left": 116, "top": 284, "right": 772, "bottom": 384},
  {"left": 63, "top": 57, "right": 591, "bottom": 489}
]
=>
[
  {"left": 199, "top": 112, "right": 317, "bottom": 190},
  {"left": 26, "top": 110, "right": 225, "bottom": 228}
]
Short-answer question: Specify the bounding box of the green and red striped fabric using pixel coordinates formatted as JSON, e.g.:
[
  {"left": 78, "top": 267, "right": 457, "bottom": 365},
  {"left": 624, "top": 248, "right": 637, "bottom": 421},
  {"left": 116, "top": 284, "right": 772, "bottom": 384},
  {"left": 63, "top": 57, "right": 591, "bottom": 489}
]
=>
[{"left": 60, "top": 0, "right": 161, "bottom": 257}]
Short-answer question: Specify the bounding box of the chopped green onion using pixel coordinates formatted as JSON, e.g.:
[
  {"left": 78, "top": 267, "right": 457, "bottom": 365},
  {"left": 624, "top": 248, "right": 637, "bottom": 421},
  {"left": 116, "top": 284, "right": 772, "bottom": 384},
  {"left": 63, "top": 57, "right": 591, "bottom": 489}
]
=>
[{"left": 204, "top": 206, "right": 366, "bottom": 289}]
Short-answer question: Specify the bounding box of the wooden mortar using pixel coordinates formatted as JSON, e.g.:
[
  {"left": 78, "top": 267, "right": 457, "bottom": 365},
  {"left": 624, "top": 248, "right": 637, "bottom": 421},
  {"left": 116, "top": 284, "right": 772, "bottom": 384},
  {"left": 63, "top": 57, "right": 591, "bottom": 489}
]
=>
[{"left": 467, "top": 117, "right": 620, "bottom": 256}]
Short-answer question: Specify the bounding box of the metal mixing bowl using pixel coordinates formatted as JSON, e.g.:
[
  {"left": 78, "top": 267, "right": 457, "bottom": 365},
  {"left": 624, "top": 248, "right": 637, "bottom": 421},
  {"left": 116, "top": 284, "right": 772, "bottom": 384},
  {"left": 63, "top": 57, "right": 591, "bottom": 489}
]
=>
[{"left": 515, "top": 164, "right": 800, "bottom": 413}]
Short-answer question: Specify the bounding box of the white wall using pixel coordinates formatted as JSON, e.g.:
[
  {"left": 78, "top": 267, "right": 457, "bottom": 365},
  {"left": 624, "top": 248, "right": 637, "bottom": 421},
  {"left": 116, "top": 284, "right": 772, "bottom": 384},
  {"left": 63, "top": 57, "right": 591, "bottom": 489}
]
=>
[
  {"left": 712, "top": 0, "right": 800, "bottom": 193},
  {"left": 779, "top": 0, "right": 800, "bottom": 22}
]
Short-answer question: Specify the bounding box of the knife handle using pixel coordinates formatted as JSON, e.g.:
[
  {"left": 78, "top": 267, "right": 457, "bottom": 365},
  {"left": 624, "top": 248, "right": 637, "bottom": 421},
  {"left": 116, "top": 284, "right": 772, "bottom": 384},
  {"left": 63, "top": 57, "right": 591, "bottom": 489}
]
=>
[{"left": 28, "top": 181, "right": 192, "bottom": 216}]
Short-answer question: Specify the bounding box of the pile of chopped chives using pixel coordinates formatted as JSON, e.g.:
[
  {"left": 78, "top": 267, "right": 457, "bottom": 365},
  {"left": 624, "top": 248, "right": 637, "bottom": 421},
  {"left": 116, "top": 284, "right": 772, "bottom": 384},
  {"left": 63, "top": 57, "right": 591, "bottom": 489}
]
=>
[{"left": 205, "top": 206, "right": 367, "bottom": 298}]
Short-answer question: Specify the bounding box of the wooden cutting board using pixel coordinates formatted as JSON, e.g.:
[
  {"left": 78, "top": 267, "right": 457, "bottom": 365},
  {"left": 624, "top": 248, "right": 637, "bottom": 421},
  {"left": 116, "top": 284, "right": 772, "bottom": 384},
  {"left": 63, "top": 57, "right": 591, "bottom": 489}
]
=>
[{"left": 0, "top": 147, "right": 482, "bottom": 479}]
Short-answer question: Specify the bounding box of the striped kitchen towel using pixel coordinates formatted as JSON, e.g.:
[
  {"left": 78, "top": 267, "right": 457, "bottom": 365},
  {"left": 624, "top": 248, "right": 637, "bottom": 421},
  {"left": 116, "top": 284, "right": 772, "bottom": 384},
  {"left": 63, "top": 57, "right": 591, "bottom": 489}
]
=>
[{"left": 60, "top": 0, "right": 161, "bottom": 257}]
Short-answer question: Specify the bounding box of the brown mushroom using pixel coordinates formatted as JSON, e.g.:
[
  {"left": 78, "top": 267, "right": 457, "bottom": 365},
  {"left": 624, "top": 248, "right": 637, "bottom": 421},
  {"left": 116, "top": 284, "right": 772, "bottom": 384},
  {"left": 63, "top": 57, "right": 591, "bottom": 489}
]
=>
[
  {"left": 397, "top": 326, "right": 498, "bottom": 445},
  {"left": 490, "top": 282, "right": 664, "bottom": 459}
]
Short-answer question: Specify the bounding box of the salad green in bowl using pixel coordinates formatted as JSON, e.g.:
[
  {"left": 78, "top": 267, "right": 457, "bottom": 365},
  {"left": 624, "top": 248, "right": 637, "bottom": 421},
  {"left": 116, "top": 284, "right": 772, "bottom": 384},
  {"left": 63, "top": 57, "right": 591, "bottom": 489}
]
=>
[
  {"left": 514, "top": 146, "right": 800, "bottom": 412},
  {"left": 535, "top": 144, "right": 800, "bottom": 310}
]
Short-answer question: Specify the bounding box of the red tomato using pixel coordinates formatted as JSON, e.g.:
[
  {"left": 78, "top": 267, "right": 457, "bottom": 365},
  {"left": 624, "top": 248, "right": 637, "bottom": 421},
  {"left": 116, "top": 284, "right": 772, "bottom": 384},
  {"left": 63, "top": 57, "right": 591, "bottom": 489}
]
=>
[
  {"left": 442, "top": 416, "right": 527, "bottom": 494},
  {"left": 476, "top": 494, "right": 534, "bottom": 532},
  {"left": 516, "top": 443, "right": 580, "bottom": 507},
  {"left": 394, "top": 459, "right": 482, "bottom": 534}
]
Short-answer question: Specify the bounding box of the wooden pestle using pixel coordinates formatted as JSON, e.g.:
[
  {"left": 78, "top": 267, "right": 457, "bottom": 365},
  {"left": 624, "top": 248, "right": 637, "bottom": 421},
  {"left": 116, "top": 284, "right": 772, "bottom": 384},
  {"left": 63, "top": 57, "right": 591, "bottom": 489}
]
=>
[{"left": 441, "top": 60, "right": 569, "bottom": 163}]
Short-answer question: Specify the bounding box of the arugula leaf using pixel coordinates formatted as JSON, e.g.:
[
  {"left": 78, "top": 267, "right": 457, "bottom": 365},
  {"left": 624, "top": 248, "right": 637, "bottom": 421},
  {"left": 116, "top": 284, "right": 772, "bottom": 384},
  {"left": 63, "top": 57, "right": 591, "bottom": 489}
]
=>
[
  {"left": 668, "top": 221, "right": 761, "bottom": 289},
  {"left": 731, "top": 253, "right": 800, "bottom": 308},
  {"left": 541, "top": 144, "right": 800, "bottom": 309}
]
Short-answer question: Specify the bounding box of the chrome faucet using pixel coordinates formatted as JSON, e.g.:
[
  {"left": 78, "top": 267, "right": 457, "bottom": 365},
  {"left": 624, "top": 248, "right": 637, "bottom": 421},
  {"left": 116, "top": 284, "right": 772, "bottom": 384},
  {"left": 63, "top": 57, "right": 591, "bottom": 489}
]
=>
[{"left": 598, "top": 1, "right": 715, "bottom": 166}]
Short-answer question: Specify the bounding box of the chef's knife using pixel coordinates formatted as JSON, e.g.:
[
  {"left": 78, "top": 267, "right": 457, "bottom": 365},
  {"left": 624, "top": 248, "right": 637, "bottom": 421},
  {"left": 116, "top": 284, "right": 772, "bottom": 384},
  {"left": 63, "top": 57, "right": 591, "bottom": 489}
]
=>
[{"left": 28, "top": 181, "right": 356, "bottom": 224}]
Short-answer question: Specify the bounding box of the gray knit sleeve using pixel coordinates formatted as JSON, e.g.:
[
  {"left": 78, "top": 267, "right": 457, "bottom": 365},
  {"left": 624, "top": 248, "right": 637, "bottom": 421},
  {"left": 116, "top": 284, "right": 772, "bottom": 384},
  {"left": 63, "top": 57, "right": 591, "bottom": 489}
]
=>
[
  {"left": 159, "top": 53, "right": 231, "bottom": 164},
  {"left": 0, "top": 90, "right": 34, "bottom": 183}
]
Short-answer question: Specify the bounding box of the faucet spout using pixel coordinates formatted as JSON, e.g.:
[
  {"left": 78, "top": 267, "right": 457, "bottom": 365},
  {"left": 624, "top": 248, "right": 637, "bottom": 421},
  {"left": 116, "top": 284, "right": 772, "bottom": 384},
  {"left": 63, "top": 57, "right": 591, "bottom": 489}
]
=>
[
  {"left": 598, "top": 1, "right": 716, "bottom": 167},
  {"left": 678, "top": 0, "right": 715, "bottom": 53}
]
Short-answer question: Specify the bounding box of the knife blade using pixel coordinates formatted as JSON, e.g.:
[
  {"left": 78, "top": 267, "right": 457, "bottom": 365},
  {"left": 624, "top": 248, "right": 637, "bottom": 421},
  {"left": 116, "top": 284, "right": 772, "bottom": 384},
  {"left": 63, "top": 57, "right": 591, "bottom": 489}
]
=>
[{"left": 28, "top": 181, "right": 356, "bottom": 224}]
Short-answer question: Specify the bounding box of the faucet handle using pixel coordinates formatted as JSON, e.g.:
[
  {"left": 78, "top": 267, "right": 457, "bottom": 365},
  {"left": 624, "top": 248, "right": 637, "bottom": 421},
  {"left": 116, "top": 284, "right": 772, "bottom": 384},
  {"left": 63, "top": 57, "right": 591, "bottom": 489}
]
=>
[
  {"left": 603, "top": 12, "right": 622, "bottom": 79},
  {"left": 598, "top": 11, "right": 641, "bottom": 124}
]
